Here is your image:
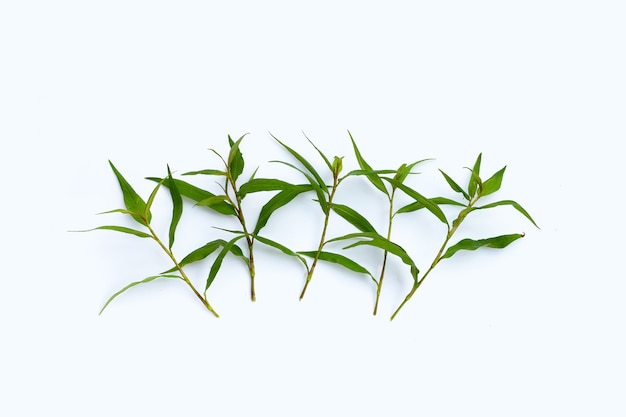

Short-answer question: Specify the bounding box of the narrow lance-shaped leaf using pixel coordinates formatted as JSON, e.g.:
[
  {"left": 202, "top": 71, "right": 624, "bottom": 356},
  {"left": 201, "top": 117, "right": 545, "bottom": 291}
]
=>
[
  {"left": 298, "top": 250, "right": 374, "bottom": 279},
  {"left": 70, "top": 225, "right": 152, "bottom": 239},
  {"left": 182, "top": 169, "right": 227, "bottom": 176},
  {"left": 238, "top": 178, "right": 308, "bottom": 199},
  {"left": 439, "top": 169, "right": 470, "bottom": 200},
  {"left": 228, "top": 134, "right": 246, "bottom": 182},
  {"left": 206, "top": 235, "right": 247, "bottom": 293},
  {"left": 331, "top": 203, "right": 377, "bottom": 233},
  {"left": 146, "top": 177, "right": 237, "bottom": 216},
  {"left": 441, "top": 233, "right": 525, "bottom": 260},
  {"left": 467, "top": 153, "right": 482, "bottom": 198},
  {"left": 328, "top": 232, "right": 419, "bottom": 283},
  {"left": 144, "top": 180, "right": 163, "bottom": 222},
  {"left": 253, "top": 234, "right": 309, "bottom": 270},
  {"left": 162, "top": 239, "right": 230, "bottom": 273},
  {"left": 348, "top": 131, "right": 388, "bottom": 196},
  {"left": 109, "top": 161, "right": 149, "bottom": 224},
  {"left": 254, "top": 186, "right": 312, "bottom": 234},
  {"left": 303, "top": 132, "right": 333, "bottom": 171},
  {"left": 384, "top": 178, "right": 449, "bottom": 225},
  {"left": 474, "top": 200, "right": 539, "bottom": 228},
  {"left": 393, "top": 159, "right": 429, "bottom": 186},
  {"left": 481, "top": 166, "right": 506, "bottom": 197},
  {"left": 271, "top": 133, "right": 327, "bottom": 190},
  {"left": 396, "top": 197, "right": 465, "bottom": 214},
  {"left": 99, "top": 274, "right": 180, "bottom": 315},
  {"left": 272, "top": 160, "right": 329, "bottom": 212},
  {"left": 167, "top": 165, "right": 182, "bottom": 249}
]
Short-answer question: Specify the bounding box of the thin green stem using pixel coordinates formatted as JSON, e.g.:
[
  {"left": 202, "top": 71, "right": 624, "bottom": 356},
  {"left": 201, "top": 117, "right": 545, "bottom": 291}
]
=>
[
  {"left": 225, "top": 174, "right": 256, "bottom": 301},
  {"left": 146, "top": 223, "right": 220, "bottom": 318},
  {"left": 373, "top": 189, "right": 396, "bottom": 315},
  {"left": 300, "top": 176, "right": 338, "bottom": 300},
  {"left": 390, "top": 195, "right": 480, "bottom": 320}
]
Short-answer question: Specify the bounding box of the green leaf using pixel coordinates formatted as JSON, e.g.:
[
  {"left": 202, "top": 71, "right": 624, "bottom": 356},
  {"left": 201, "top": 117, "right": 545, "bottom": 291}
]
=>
[
  {"left": 328, "top": 232, "right": 419, "bottom": 283},
  {"left": 441, "top": 233, "right": 525, "bottom": 260},
  {"left": 481, "top": 166, "right": 506, "bottom": 197},
  {"left": 99, "top": 274, "right": 180, "bottom": 315},
  {"left": 299, "top": 251, "right": 373, "bottom": 278},
  {"left": 271, "top": 160, "right": 328, "bottom": 212},
  {"left": 182, "top": 169, "right": 227, "bottom": 176},
  {"left": 253, "top": 235, "right": 309, "bottom": 270},
  {"left": 238, "top": 178, "right": 307, "bottom": 199},
  {"left": 254, "top": 186, "right": 312, "bottom": 234},
  {"left": 439, "top": 169, "right": 470, "bottom": 200},
  {"left": 331, "top": 203, "right": 377, "bottom": 233},
  {"left": 162, "top": 239, "right": 230, "bottom": 273},
  {"left": 348, "top": 131, "right": 388, "bottom": 196},
  {"left": 393, "top": 159, "right": 429, "bottom": 185},
  {"left": 304, "top": 132, "right": 333, "bottom": 171},
  {"left": 395, "top": 197, "right": 465, "bottom": 214},
  {"left": 167, "top": 165, "right": 182, "bottom": 249},
  {"left": 108, "top": 161, "right": 149, "bottom": 225},
  {"left": 384, "top": 178, "right": 449, "bottom": 225},
  {"left": 71, "top": 225, "right": 152, "bottom": 238},
  {"left": 147, "top": 177, "right": 237, "bottom": 216},
  {"left": 474, "top": 200, "right": 539, "bottom": 228},
  {"left": 144, "top": 180, "right": 163, "bottom": 222},
  {"left": 206, "top": 235, "right": 247, "bottom": 292},
  {"left": 271, "top": 133, "right": 327, "bottom": 190},
  {"left": 228, "top": 134, "right": 246, "bottom": 182},
  {"left": 467, "top": 153, "right": 482, "bottom": 198},
  {"left": 196, "top": 195, "right": 230, "bottom": 208}
]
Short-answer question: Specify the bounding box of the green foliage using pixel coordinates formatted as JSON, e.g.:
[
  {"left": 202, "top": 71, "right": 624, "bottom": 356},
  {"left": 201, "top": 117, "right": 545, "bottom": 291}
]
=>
[{"left": 75, "top": 133, "right": 537, "bottom": 321}]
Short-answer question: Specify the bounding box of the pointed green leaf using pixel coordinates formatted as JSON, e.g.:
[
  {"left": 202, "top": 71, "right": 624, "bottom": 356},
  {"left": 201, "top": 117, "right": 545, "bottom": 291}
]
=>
[
  {"left": 228, "top": 134, "right": 246, "bottom": 182},
  {"left": 480, "top": 166, "right": 506, "bottom": 197},
  {"left": 167, "top": 166, "right": 182, "bottom": 249},
  {"left": 253, "top": 235, "right": 309, "bottom": 270},
  {"left": 161, "top": 239, "right": 230, "bottom": 273},
  {"left": 328, "top": 232, "right": 419, "bottom": 283},
  {"left": 146, "top": 177, "right": 236, "bottom": 216},
  {"left": 441, "top": 233, "right": 525, "bottom": 260},
  {"left": 331, "top": 203, "right": 377, "bottom": 233},
  {"left": 254, "top": 186, "right": 312, "bottom": 234},
  {"left": 70, "top": 225, "right": 152, "bottom": 238},
  {"left": 396, "top": 197, "right": 465, "bottom": 214},
  {"left": 144, "top": 180, "right": 163, "bottom": 222},
  {"left": 467, "top": 153, "right": 482, "bottom": 198},
  {"left": 304, "top": 133, "right": 333, "bottom": 171},
  {"left": 99, "top": 274, "right": 180, "bottom": 314},
  {"left": 206, "top": 235, "right": 247, "bottom": 292},
  {"left": 271, "top": 133, "right": 327, "bottom": 190},
  {"left": 108, "top": 161, "right": 149, "bottom": 225},
  {"left": 271, "top": 160, "right": 328, "bottom": 212},
  {"left": 182, "top": 169, "right": 227, "bottom": 176},
  {"left": 474, "top": 200, "right": 539, "bottom": 228},
  {"left": 384, "top": 179, "right": 448, "bottom": 225},
  {"left": 393, "top": 159, "right": 429, "bottom": 185},
  {"left": 298, "top": 251, "right": 373, "bottom": 278},
  {"left": 348, "top": 131, "right": 388, "bottom": 196},
  {"left": 439, "top": 169, "right": 470, "bottom": 200},
  {"left": 196, "top": 195, "right": 230, "bottom": 208},
  {"left": 238, "top": 178, "right": 307, "bottom": 199}
]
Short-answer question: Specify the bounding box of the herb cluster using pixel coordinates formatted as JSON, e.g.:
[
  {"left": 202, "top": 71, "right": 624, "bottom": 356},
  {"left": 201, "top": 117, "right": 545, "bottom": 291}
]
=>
[{"left": 75, "top": 132, "right": 538, "bottom": 320}]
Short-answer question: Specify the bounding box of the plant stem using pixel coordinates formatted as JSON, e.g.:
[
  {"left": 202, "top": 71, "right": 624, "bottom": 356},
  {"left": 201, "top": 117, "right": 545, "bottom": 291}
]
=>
[
  {"left": 146, "top": 223, "right": 220, "bottom": 317},
  {"left": 373, "top": 188, "right": 396, "bottom": 315},
  {"left": 226, "top": 176, "right": 257, "bottom": 301},
  {"left": 300, "top": 175, "right": 339, "bottom": 300},
  {"left": 389, "top": 196, "right": 479, "bottom": 320}
]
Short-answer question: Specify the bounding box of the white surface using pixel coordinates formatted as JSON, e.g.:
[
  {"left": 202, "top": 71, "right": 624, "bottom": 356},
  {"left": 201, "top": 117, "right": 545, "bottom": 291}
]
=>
[{"left": 1, "top": 1, "right": 624, "bottom": 415}]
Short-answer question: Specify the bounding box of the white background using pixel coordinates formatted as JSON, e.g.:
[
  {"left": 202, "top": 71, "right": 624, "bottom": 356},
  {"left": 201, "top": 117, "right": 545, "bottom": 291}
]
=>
[{"left": 1, "top": 1, "right": 625, "bottom": 415}]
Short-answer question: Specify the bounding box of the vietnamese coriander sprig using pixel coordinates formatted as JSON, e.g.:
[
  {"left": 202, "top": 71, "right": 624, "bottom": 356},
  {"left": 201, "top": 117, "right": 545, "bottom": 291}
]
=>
[
  {"left": 73, "top": 162, "right": 220, "bottom": 317},
  {"left": 389, "top": 153, "right": 539, "bottom": 320},
  {"left": 149, "top": 134, "right": 313, "bottom": 302}
]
